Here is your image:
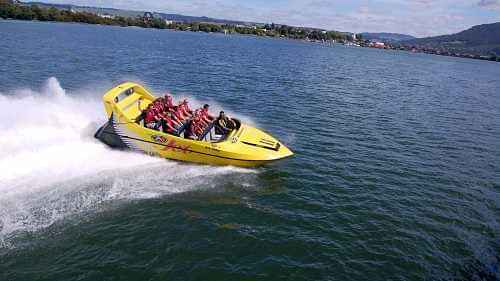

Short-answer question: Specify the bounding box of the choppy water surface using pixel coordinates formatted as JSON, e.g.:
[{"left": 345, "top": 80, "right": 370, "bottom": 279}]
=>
[{"left": 1, "top": 20, "right": 499, "bottom": 281}]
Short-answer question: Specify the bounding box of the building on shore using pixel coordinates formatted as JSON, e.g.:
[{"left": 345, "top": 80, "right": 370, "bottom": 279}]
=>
[
  {"left": 370, "top": 42, "right": 385, "bottom": 48},
  {"left": 98, "top": 13, "right": 115, "bottom": 19}
]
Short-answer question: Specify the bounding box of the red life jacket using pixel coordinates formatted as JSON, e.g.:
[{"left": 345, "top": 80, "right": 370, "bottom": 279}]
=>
[
  {"left": 145, "top": 110, "right": 156, "bottom": 123},
  {"left": 194, "top": 108, "right": 203, "bottom": 117},
  {"left": 191, "top": 119, "right": 204, "bottom": 135},
  {"left": 174, "top": 108, "right": 185, "bottom": 121},
  {"left": 157, "top": 102, "right": 165, "bottom": 112},
  {"left": 201, "top": 108, "right": 212, "bottom": 123},
  {"left": 163, "top": 117, "right": 176, "bottom": 133}
]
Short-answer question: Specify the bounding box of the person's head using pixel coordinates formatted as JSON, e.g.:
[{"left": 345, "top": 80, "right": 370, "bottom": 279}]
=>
[
  {"left": 203, "top": 104, "right": 209, "bottom": 110},
  {"left": 219, "top": 111, "right": 225, "bottom": 118}
]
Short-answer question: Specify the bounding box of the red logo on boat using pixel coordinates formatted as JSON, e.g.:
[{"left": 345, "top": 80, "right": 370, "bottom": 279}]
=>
[
  {"left": 151, "top": 135, "right": 167, "bottom": 143},
  {"left": 162, "top": 139, "right": 191, "bottom": 154}
]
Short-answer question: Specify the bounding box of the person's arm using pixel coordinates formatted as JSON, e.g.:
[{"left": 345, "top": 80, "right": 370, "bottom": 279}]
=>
[
  {"left": 171, "top": 114, "right": 183, "bottom": 126},
  {"left": 135, "top": 110, "right": 146, "bottom": 124},
  {"left": 176, "top": 112, "right": 186, "bottom": 122},
  {"left": 229, "top": 118, "right": 236, "bottom": 129},
  {"left": 182, "top": 107, "right": 192, "bottom": 118},
  {"left": 195, "top": 124, "right": 204, "bottom": 135},
  {"left": 198, "top": 118, "right": 208, "bottom": 127},
  {"left": 166, "top": 122, "right": 176, "bottom": 133},
  {"left": 173, "top": 118, "right": 182, "bottom": 127},
  {"left": 202, "top": 115, "right": 212, "bottom": 124},
  {"left": 217, "top": 121, "right": 229, "bottom": 134},
  {"left": 138, "top": 98, "right": 143, "bottom": 111},
  {"left": 135, "top": 98, "right": 144, "bottom": 122}
]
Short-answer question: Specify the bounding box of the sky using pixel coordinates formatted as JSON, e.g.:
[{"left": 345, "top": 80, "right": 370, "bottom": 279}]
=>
[{"left": 28, "top": 0, "right": 500, "bottom": 37}]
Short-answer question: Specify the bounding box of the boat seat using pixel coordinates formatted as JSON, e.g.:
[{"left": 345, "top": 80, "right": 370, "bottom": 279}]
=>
[{"left": 198, "top": 122, "right": 215, "bottom": 141}]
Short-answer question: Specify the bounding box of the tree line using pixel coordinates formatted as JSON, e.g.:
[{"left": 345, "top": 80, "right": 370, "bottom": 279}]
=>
[
  {"left": 0, "top": 1, "right": 168, "bottom": 28},
  {"left": 0, "top": 1, "right": 352, "bottom": 42}
]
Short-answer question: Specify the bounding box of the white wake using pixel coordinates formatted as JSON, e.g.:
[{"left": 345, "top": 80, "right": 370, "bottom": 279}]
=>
[{"left": 0, "top": 78, "right": 255, "bottom": 246}]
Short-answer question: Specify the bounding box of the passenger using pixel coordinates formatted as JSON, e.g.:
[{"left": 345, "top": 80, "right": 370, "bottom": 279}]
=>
[
  {"left": 184, "top": 120, "right": 198, "bottom": 140},
  {"left": 191, "top": 117, "right": 205, "bottom": 136},
  {"left": 150, "top": 101, "right": 161, "bottom": 116},
  {"left": 174, "top": 106, "right": 191, "bottom": 123},
  {"left": 201, "top": 104, "right": 214, "bottom": 122},
  {"left": 166, "top": 108, "right": 183, "bottom": 127},
  {"left": 193, "top": 104, "right": 213, "bottom": 127},
  {"left": 191, "top": 111, "right": 207, "bottom": 129},
  {"left": 193, "top": 107, "right": 201, "bottom": 116},
  {"left": 144, "top": 105, "right": 161, "bottom": 130},
  {"left": 215, "top": 111, "right": 236, "bottom": 135},
  {"left": 168, "top": 106, "right": 182, "bottom": 122},
  {"left": 161, "top": 112, "right": 179, "bottom": 135},
  {"left": 178, "top": 99, "right": 193, "bottom": 118},
  {"left": 152, "top": 102, "right": 162, "bottom": 115},
  {"left": 157, "top": 97, "right": 166, "bottom": 108},
  {"left": 164, "top": 94, "right": 174, "bottom": 109}
]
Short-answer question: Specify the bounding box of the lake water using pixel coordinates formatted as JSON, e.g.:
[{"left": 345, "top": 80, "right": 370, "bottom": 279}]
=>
[{"left": 1, "top": 20, "right": 499, "bottom": 281}]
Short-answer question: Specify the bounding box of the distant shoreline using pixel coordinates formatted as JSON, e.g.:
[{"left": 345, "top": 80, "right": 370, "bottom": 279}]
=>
[
  {"left": 0, "top": 2, "right": 351, "bottom": 42},
  {"left": 1, "top": 2, "right": 498, "bottom": 63}
]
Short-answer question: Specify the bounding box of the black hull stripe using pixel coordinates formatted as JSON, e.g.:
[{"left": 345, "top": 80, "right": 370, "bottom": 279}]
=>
[
  {"left": 100, "top": 130, "right": 268, "bottom": 162},
  {"left": 241, "top": 141, "right": 279, "bottom": 151},
  {"left": 260, "top": 140, "right": 275, "bottom": 146}
]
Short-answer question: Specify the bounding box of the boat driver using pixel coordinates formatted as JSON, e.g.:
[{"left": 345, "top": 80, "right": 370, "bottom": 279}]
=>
[{"left": 215, "top": 111, "right": 236, "bottom": 135}]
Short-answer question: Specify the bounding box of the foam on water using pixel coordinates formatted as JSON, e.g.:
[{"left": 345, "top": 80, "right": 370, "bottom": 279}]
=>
[{"left": 0, "top": 78, "right": 256, "bottom": 246}]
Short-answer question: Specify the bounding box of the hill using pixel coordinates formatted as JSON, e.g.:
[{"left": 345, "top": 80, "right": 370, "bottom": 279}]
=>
[
  {"left": 400, "top": 22, "right": 500, "bottom": 56},
  {"left": 360, "top": 32, "right": 415, "bottom": 42}
]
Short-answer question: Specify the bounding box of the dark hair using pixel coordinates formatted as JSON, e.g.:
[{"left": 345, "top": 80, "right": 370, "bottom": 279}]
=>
[
  {"left": 219, "top": 111, "right": 225, "bottom": 115},
  {"left": 203, "top": 104, "right": 209, "bottom": 109}
]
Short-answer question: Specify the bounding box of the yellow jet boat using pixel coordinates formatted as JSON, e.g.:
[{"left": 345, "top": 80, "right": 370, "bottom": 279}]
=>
[{"left": 94, "top": 82, "right": 293, "bottom": 167}]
